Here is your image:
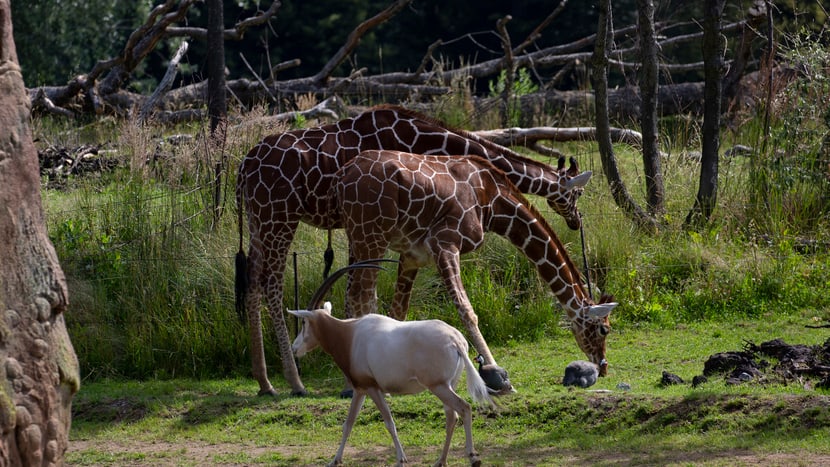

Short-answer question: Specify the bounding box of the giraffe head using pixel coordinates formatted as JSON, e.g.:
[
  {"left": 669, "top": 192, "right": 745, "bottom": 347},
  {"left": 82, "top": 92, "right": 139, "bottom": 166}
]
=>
[
  {"left": 548, "top": 157, "right": 592, "bottom": 230},
  {"left": 570, "top": 297, "right": 616, "bottom": 376}
]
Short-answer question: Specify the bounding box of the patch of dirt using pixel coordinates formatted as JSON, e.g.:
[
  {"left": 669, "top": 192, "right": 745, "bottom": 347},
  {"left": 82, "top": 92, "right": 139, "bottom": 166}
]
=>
[{"left": 67, "top": 438, "right": 830, "bottom": 467}]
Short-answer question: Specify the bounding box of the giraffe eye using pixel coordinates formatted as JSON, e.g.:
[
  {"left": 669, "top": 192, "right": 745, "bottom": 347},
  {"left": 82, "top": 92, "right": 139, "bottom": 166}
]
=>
[{"left": 599, "top": 325, "right": 610, "bottom": 336}]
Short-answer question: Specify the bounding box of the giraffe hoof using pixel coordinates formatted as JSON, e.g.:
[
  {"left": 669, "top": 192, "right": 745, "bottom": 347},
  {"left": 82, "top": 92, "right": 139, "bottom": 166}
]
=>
[
  {"left": 290, "top": 388, "right": 309, "bottom": 397},
  {"left": 339, "top": 388, "right": 354, "bottom": 399}
]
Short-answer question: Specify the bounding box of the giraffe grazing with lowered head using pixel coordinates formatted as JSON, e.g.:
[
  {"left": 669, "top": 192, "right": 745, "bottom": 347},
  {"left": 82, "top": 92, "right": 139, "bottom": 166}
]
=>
[
  {"left": 331, "top": 150, "right": 618, "bottom": 380},
  {"left": 236, "top": 105, "right": 592, "bottom": 396}
]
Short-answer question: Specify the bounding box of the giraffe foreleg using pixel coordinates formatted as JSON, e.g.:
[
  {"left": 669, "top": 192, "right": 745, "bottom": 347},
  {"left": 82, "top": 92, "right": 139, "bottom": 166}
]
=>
[{"left": 433, "top": 249, "right": 496, "bottom": 366}]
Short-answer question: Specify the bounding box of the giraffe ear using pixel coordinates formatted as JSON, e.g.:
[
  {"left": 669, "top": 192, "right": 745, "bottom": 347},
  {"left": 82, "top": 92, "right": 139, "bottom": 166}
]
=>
[
  {"left": 565, "top": 171, "right": 592, "bottom": 189},
  {"left": 586, "top": 302, "right": 617, "bottom": 319}
]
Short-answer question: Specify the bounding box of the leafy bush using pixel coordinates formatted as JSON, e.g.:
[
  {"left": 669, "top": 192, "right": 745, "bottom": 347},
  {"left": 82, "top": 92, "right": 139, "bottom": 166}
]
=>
[{"left": 487, "top": 67, "right": 539, "bottom": 126}]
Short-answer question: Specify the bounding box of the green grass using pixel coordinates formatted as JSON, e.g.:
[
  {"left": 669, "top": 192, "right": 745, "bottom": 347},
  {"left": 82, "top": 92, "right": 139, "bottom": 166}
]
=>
[{"left": 68, "top": 312, "right": 829, "bottom": 466}]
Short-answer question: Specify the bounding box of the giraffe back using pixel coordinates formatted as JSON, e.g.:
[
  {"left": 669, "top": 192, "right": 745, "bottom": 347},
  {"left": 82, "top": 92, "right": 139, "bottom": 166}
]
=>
[{"left": 238, "top": 106, "right": 586, "bottom": 230}]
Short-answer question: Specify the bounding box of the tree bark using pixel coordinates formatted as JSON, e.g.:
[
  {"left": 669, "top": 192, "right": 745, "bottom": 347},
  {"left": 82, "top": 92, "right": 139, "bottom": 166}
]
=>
[
  {"left": 592, "top": 0, "right": 658, "bottom": 232},
  {"left": 207, "top": 0, "right": 226, "bottom": 136},
  {"left": 637, "top": 0, "right": 665, "bottom": 218},
  {"left": 0, "top": 1, "right": 80, "bottom": 464},
  {"left": 685, "top": 0, "right": 726, "bottom": 229}
]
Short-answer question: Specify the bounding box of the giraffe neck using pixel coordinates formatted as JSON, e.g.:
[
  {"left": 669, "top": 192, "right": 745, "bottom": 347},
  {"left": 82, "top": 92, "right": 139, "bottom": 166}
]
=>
[{"left": 487, "top": 194, "right": 590, "bottom": 318}]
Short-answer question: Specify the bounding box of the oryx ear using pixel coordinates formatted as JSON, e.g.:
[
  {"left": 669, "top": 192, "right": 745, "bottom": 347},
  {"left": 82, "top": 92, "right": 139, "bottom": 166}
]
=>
[
  {"left": 287, "top": 309, "right": 314, "bottom": 319},
  {"left": 322, "top": 302, "right": 333, "bottom": 314},
  {"left": 587, "top": 302, "right": 617, "bottom": 319},
  {"left": 565, "top": 171, "right": 592, "bottom": 189}
]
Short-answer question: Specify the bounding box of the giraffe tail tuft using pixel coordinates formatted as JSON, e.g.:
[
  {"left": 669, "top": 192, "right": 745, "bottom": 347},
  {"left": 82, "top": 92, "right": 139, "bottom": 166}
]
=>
[{"left": 322, "top": 229, "right": 334, "bottom": 279}]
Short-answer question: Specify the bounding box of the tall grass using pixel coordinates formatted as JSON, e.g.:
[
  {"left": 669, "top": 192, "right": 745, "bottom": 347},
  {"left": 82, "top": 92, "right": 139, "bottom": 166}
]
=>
[
  {"left": 743, "top": 30, "right": 830, "bottom": 238},
  {"left": 39, "top": 38, "right": 830, "bottom": 382}
]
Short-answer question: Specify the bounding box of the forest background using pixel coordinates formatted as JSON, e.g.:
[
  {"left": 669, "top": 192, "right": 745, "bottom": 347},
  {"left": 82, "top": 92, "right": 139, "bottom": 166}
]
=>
[
  {"left": 12, "top": 1, "right": 825, "bottom": 94},
  {"left": 7, "top": 0, "right": 830, "bottom": 385}
]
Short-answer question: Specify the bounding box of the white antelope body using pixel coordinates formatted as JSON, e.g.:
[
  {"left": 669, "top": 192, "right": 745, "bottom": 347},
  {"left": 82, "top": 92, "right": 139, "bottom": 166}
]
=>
[{"left": 289, "top": 300, "right": 494, "bottom": 467}]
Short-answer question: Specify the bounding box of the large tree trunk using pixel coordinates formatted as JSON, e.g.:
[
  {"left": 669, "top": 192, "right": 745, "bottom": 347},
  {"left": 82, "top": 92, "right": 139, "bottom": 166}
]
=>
[
  {"left": 685, "top": 0, "right": 727, "bottom": 228},
  {"left": 206, "top": 0, "right": 226, "bottom": 136},
  {"left": 0, "top": 1, "right": 80, "bottom": 465},
  {"left": 637, "top": 0, "right": 665, "bottom": 217},
  {"left": 592, "top": 0, "right": 657, "bottom": 232}
]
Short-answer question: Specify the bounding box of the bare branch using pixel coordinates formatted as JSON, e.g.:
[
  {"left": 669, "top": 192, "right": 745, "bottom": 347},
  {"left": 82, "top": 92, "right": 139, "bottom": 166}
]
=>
[
  {"left": 414, "top": 39, "right": 442, "bottom": 76},
  {"left": 312, "top": 0, "right": 413, "bottom": 87},
  {"left": 32, "top": 89, "right": 74, "bottom": 118},
  {"left": 271, "top": 59, "right": 302, "bottom": 77},
  {"left": 512, "top": 0, "right": 568, "bottom": 55},
  {"left": 140, "top": 41, "right": 190, "bottom": 122},
  {"left": 474, "top": 126, "right": 643, "bottom": 147},
  {"left": 239, "top": 52, "right": 277, "bottom": 103},
  {"left": 165, "top": 0, "right": 283, "bottom": 40}
]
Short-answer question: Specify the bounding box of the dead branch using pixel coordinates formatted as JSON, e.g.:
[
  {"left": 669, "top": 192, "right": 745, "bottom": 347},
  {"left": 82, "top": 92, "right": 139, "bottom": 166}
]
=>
[
  {"left": 474, "top": 126, "right": 643, "bottom": 148},
  {"left": 512, "top": 0, "right": 568, "bottom": 55},
  {"left": 139, "top": 40, "right": 190, "bottom": 122},
  {"left": 165, "top": 0, "right": 283, "bottom": 41},
  {"left": 32, "top": 89, "right": 74, "bottom": 118},
  {"left": 312, "top": 0, "right": 413, "bottom": 87},
  {"left": 248, "top": 96, "right": 346, "bottom": 126},
  {"left": 28, "top": 1, "right": 283, "bottom": 116}
]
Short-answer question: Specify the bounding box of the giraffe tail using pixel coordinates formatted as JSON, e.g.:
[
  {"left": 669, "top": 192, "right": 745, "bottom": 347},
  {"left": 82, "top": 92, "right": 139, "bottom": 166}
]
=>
[
  {"left": 322, "top": 229, "right": 334, "bottom": 279},
  {"left": 235, "top": 249, "right": 248, "bottom": 325},
  {"left": 235, "top": 168, "right": 249, "bottom": 325}
]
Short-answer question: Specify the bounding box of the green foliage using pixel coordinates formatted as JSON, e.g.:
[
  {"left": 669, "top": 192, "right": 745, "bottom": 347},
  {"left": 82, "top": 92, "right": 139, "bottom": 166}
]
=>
[
  {"left": 487, "top": 67, "right": 539, "bottom": 97},
  {"left": 11, "top": 1, "right": 151, "bottom": 86},
  {"left": 745, "top": 28, "right": 830, "bottom": 237},
  {"left": 42, "top": 114, "right": 276, "bottom": 381},
  {"left": 487, "top": 67, "right": 539, "bottom": 127}
]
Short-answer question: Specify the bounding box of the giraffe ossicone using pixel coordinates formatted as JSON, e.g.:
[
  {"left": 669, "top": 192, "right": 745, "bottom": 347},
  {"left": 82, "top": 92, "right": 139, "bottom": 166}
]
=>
[{"left": 236, "top": 105, "right": 594, "bottom": 396}]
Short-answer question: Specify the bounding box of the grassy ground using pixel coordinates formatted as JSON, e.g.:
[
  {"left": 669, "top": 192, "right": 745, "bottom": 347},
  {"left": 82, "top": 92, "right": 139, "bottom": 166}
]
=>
[{"left": 67, "top": 310, "right": 830, "bottom": 466}]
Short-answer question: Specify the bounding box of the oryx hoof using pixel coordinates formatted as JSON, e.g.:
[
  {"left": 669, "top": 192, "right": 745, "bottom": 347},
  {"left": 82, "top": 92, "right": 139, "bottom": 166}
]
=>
[{"left": 257, "top": 387, "right": 278, "bottom": 397}]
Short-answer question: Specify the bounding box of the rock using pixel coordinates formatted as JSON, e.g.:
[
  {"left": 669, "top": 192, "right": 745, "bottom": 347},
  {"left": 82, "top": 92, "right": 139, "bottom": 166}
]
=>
[
  {"left": 661, "top": 370, "right": 684, "bottom": 386},
  {"left": 475, "top": 355, "right": 516, "bottom": 395},
  {"left": 692, "top": 375, "right": 708, "bottom": 387},
  {"left": 563, "top": 360, "right": 599, "bottom": 388}
]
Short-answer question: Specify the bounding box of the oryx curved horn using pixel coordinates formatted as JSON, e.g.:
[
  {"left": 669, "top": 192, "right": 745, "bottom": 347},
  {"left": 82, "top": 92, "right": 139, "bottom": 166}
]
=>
[{"left": 306, "top": 258, "right": 398, "bottom": 310}]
